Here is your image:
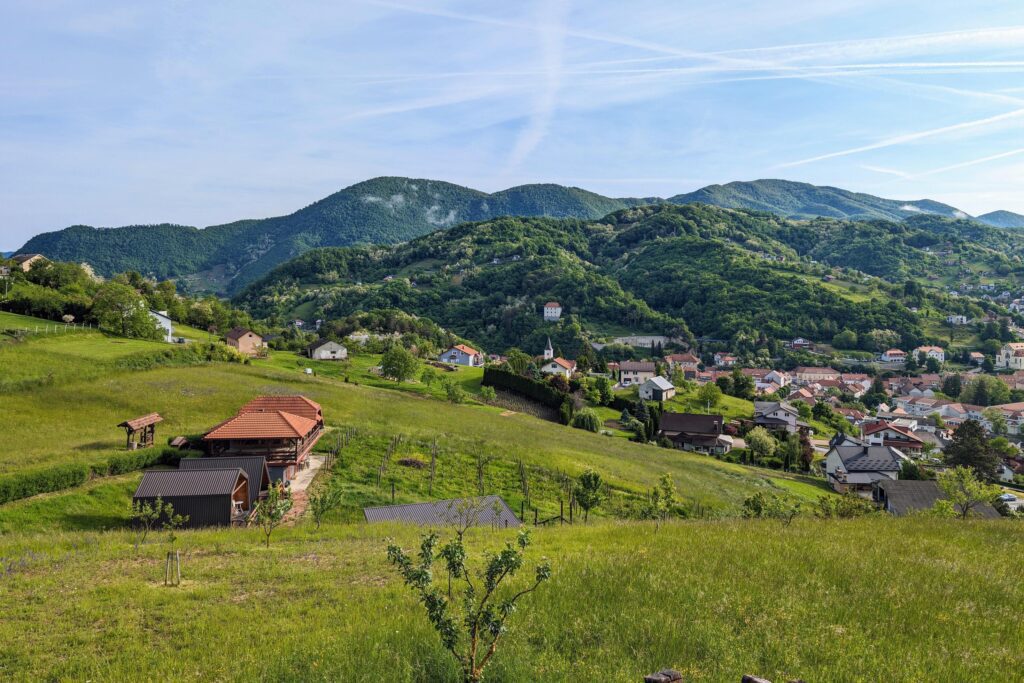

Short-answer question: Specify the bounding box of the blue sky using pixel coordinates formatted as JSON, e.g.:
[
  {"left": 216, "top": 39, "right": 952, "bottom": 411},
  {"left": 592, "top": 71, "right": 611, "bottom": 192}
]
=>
[{"left": 3, "top": 1, "right": 1024, "bottom": 249}]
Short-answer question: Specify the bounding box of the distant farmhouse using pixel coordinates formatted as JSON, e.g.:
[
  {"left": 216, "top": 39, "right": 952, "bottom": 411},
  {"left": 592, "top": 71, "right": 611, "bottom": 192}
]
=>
[
  {"left": 619, "top": 361, "right": 656, "bottom": 386},
  {"left": 307, "top": 339, "right": 347, "bottom": 361},
  {"left": 540, "top": 357, "right": 576, "bottom": 378},
  {"left": 638, "top": 376, "right": 675, "bottom": 402},
  {"left": 148, "top": 310, "right": 174, "bottom": 343},
  {"left": 543, "top": 301, "right": 562, "bottom": 322},
  {"left": 439, "top": 343, "right": 483, "bottom": 367},
  {"left": 11, "top": 253, "right": 48, "bottom": 272},
  {"left": 226, "top": 328, "right": 267, "bottom": 357}
]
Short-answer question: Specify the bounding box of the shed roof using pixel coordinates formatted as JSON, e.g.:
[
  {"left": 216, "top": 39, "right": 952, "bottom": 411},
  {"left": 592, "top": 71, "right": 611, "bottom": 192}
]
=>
[
  {"left": 644, "top": 376, "right": 675, "bottom": 391},
  {"left": 659, "top": 412, "right": 723, "bottom": 435},
  {"left": 364, "top": 495, "right": 521, "bottom": 528},
  {"left": 307, "top": 338, "right": 345, "bottom": 352},
  {"left": 118, "top": 413, "right": 163, "bottom": 430},
  {"left": 226, "top": 327, "right": 257, "bottom": 341},
  {"left": 204, "top": 410, "right": 317, "bottom": 440},
  {"left": 134, "top": 468, "right": 246, "bottom": 498},
  {"left": 179, "top": 456, "right": 270, "bottom": 504},
  {"left": 876, "top": 479, "right": 1000, "bottom": 518}
]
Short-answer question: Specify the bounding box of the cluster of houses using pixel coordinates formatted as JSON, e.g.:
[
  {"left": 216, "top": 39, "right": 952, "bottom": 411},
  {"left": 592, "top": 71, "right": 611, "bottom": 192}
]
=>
[{"left": 132, "top": 395, "right": 325, "bottom": 528}]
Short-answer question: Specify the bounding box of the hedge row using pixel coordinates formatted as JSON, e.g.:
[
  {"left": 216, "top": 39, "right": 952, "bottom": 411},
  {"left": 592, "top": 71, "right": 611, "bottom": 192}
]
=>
[
  {"left": 482, "top": 366, "right": 568, "bottom": 409},
  {"left": 0, "top": 446, "right": 201, "bottom": 506}
]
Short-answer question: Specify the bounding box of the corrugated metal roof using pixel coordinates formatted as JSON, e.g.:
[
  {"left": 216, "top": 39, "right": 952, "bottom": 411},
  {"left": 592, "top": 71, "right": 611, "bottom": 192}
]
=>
[
  {"left": 179, "top": 457, "right": 269, "bottom": 505},
  {"left": 118, "top": 413, "right": 163, "bottom": 430},
  {"left": 364, "top": 495, "right": 521, "bottom": 528},
  {"left": 204, "top": 410, "right": 317, "bottom": 440},
  {"left": 134, "top": 468, "right": 246, "bottom": 498},
  {"left": 876, "top": 479, "right": 1001, "bottom": 518},
  {"left": 238, "top": 395, "right": 321, "bottom": 422}
]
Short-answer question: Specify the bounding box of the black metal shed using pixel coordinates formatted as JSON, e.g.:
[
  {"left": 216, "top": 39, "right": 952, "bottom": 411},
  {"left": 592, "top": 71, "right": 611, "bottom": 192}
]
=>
[
  {"left": 179, "top": 456, "right": 270, "bottom": 508},
  {"left": 133, "top": 468, "right": 249, "bottom": 528}
]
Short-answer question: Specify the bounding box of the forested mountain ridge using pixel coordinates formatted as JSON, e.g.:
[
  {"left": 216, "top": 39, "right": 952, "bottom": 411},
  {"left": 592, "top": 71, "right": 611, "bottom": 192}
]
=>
[
  {"left": 19, "top": 176, "right": 1020, "bottom": 293},
  {"left": 19, "top": 177, "right": 649, "bottom": 292},
  {"left": 976, "top": 210, "right": 1024, "bottom": 229},
  {"left": 237, "top": 203, "right": 1023, "bottom": 353},
  {"left": 668, "top": 179, "right": 966, "bottom": 222}
]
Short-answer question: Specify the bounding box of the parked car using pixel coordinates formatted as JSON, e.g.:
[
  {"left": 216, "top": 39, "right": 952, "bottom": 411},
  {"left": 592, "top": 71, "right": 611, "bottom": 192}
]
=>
[{"left": 997, "top": 493, "right": 1018, "bottom": 502}]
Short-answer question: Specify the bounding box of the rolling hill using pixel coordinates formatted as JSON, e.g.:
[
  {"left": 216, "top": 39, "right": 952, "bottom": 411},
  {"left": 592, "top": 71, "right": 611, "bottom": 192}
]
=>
[
  {"left": 20, "top": 176, "right": 1023, "bottom": 295},
  {"left": 19, "top": 178, "right": 648, "bottom": 292},
  {"left": 976, "top": 210, "right": 1024, "bottom": 229},
  {"left": 236, "top": 203, "right": 1023, "bottom": 353},
  {"left": 668, "top": 179, "right": 967, "bottom": 221}
]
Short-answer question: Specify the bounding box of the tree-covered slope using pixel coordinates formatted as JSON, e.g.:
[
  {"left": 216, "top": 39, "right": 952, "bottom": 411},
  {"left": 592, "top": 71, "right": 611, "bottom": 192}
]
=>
[
  {"left": 977, "top": 210, "right": 1024, "bottom": 228},
  {"left": 19, "top": 178, "right": 648, "bottom": 292},
  {"left": 669, "top": 179, "right": 966, "bottom": 221},
  {"left": 20, "top": 175, "right": 1020, "bottom": 295},
  {"left": 238, "top": 203, "right": 1022, "bottom": 351}
]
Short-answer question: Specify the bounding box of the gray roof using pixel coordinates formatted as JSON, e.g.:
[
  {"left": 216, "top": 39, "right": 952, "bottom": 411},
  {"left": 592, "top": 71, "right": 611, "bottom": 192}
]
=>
[
  {"left": 620, "top": 361, "right": 656, "bottom": 372},
  {"left": 307, "top": 338, "right": 345, "bottom": 352},
  {"left": 364, "top": 495, "right": 521, "bottom": 528},
  {"left": 645, "top": 376, "right": 675, "bottom": 391},
  {"left": 876, "top": 479, "right": 1000, "bottom": 518},
  {"left": 179, "top": 456, "right": 269, "bottom": 506},
  {"left": 659, "top": 412, "right": 723, "bottom": 435},
  {"left": 832, "top": 445, "right": 902, "bottom": 472},
  {"left": 134, "top": 468, "right": 246, "bottom": 498},
  {"left": 754, "top": 401, "right": 798, "bottom": 417}
]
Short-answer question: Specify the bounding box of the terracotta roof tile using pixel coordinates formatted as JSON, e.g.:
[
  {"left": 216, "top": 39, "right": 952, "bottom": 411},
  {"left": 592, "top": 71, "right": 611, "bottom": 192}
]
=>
[
  {"left": 204, "top": 410, "right": 317, "bottom": 440},
  {"left": 238, "top": 395, "right": 322, "bottom": 422}
]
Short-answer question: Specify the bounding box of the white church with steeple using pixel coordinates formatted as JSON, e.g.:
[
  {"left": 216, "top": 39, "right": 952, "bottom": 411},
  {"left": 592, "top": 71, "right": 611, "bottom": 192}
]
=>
[{"left": 543, "top": 337, "right": 554, "bottom": 360}]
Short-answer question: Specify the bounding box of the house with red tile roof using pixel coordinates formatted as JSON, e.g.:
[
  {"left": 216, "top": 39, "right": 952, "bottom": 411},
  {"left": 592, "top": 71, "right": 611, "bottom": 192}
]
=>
[
  {"left": 540, "top": 357, "right": 577, "bottom": 379},
  {"left": 439, "top": 344, "right": 483, "bottom": 367},
  {"left": 203, "top": 396, "right": 324, "bottom": 482}
]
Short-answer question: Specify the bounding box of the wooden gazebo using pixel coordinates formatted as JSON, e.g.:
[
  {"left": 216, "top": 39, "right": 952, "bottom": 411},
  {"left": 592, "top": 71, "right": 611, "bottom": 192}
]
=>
[{"left": 118, "top": 413, "right": 163, "bottom": 450}]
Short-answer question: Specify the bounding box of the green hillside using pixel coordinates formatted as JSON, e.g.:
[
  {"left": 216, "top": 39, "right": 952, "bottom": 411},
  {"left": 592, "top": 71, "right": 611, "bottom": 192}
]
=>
[
  {"left": 669, "top": 178, "right": 966, "bottom": 221},
  {"left": 19, "top": 178, "right": 648, "bottom": 293},
  {"left": 21, "top": 176, "right": 1023, "bottom": 297},
  {"left": 977, "top": 209, "right": 1024, "bottom": 228},
  {"left": 237, "top": 203, "right": 1024, "bottom": 352}
]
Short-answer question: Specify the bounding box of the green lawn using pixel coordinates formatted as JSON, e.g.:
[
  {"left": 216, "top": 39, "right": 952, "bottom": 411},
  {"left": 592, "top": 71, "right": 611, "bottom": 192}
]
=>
[
  {"left": 0, "top": 310, "right": 61, "bottom": 329},
  {"left": 0, "top": 330, "right": 171, "bottom": 390},
  {"left": 0, "top": 473, "right": 142, "bottom": 534},
  {"left": 0, "top": 517, "right": 1020, "bottom": 681}
]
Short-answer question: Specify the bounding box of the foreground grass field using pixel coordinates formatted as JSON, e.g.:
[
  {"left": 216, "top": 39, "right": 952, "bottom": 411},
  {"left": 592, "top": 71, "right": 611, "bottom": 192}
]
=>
[{"left": 0, "top": 517, "right": 1020, "bottom": 681}]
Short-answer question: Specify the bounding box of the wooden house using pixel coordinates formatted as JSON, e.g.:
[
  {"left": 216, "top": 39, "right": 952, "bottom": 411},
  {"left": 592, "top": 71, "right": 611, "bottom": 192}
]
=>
[
  {"left": 225, "top": 328, "right": 266, "bottom": 357},
  {"left": 203, "top": 396, "right": 324, "bottom": 482}
]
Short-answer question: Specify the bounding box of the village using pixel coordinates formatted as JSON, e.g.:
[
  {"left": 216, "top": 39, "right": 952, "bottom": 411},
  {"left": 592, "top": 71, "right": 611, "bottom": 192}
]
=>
[{"left": 109, "top": 294, "right": 1024, "bottom": 530}]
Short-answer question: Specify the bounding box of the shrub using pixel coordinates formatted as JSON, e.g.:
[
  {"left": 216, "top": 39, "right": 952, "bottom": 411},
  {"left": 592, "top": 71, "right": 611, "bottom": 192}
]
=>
[
  {"left": 0, "top": 462, "right": 90, "bottom": 505},
  {"left": 571, "top": 408, "right": 601, "bottom": 433}
]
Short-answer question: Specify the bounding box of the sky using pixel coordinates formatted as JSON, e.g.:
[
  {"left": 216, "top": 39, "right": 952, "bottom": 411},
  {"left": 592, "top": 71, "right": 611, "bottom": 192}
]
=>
[{"left": 3, "top": 1, "right": 1024, "bottom": 249}]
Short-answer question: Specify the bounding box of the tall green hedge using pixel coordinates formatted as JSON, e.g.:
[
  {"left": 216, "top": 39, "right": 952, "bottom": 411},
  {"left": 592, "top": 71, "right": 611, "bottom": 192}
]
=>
[
  {"left": 482, "top": 366, "right": 568, "bottom": 409},
  {"left": 0, "top": 446, "right": 199, "bottom": 506}
]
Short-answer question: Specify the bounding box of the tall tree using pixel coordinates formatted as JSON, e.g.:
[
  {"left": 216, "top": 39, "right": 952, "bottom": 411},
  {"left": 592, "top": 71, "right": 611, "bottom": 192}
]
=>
[{"left": 944, "top": 420, "right": 1001, "bottom": 481}]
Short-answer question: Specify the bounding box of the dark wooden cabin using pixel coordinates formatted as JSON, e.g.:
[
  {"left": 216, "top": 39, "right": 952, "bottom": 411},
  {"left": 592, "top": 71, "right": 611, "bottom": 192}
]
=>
[{"left": 133, "top": 468, "right": 250, "bottom": 528}]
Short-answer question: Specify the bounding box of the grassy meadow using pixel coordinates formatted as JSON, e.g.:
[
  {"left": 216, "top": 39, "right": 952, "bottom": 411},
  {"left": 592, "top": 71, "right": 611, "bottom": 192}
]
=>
[
  {"left": 1, "top": 315, "right": 1023, "bottom": 681},
  {"left": 0, "top": 517, "right": 1021, "bottom": 681}
]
